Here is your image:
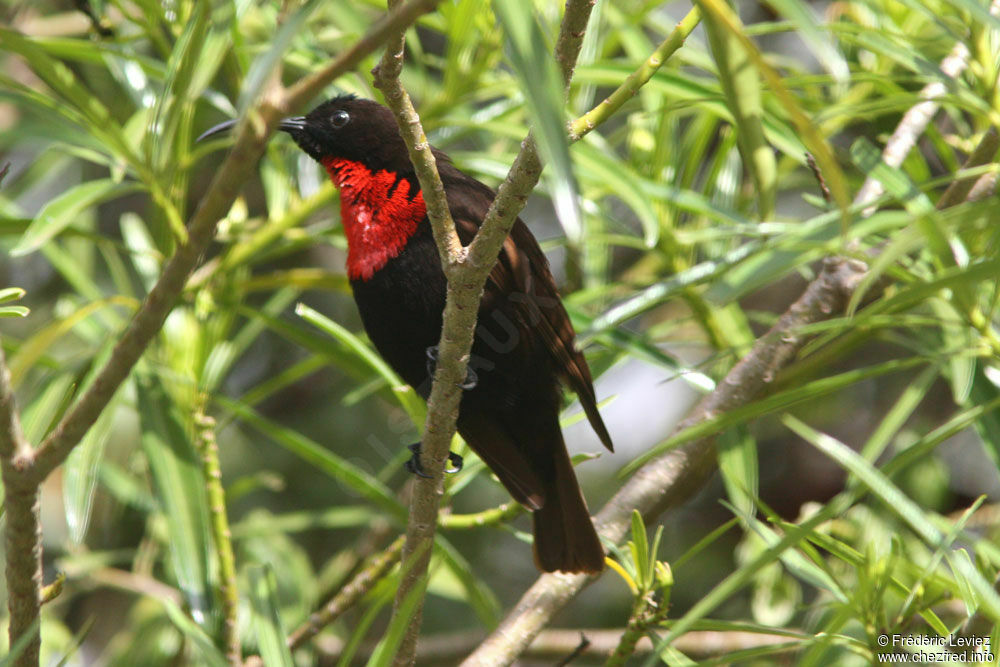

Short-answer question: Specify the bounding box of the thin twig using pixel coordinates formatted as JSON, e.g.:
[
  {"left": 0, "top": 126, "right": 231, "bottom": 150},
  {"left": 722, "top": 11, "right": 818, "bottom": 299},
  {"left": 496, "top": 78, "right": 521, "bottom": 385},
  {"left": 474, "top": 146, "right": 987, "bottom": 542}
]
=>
[
  {"left": 287, "top": 535, "right": 405, "bottom": 650},
  {"left": 936, "top": 127, "right": 1000, "bottom": 210},
  {"left": 463, "top": 257, "right": 868, "bottom": 665},
  {"left": 568, "top": 7, "right": 701, "bottom": 142},
  {"left": 195, "top": 409, "right": 240, "bottom": 665},
  {"left": 439, "top": 502, "right": 523, "bottom": 529}
]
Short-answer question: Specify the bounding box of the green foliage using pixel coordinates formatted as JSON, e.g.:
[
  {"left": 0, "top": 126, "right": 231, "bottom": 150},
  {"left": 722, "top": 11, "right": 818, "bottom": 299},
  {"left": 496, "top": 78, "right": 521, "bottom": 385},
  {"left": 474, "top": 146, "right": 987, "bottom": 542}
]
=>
[{"left": 1, "top": 0, "right": 999, "bottom": 664}]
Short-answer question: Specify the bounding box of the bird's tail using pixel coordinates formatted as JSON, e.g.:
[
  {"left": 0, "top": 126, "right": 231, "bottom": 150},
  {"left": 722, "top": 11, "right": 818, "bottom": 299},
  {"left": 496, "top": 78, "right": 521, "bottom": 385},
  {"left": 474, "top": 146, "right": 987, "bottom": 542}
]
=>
[{"left": 532, "top": 446, "right": 605, "bottom": 574}]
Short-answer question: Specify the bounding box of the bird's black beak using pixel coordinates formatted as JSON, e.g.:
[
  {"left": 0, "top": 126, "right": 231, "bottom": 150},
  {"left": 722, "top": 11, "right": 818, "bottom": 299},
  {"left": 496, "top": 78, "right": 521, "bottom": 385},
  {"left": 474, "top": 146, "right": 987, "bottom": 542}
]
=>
[
  {"left": 195, "top": 116, "right": 307, "bottom": 143},
  {"left": 278, "top": 116, "right": 307, "bottom": 134},
  {"left": 195, "top": 119, "right": 238, "bottom": 143}
]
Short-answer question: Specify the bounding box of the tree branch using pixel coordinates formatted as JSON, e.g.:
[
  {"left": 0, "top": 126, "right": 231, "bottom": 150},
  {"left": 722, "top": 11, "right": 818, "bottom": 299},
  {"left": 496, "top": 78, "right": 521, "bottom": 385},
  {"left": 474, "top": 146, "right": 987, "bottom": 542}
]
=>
[
  {"left": 368, "top": 2, "right": 603, "bottom": 663},
  {"left": 0, "top": 342, "right": 42, "bottom": 667},
  {"left": 462, "top": 257, "right": 868, "bottom": 665},
  {"left": 287, "top": 535, "right": 404, "bottom": 651}
]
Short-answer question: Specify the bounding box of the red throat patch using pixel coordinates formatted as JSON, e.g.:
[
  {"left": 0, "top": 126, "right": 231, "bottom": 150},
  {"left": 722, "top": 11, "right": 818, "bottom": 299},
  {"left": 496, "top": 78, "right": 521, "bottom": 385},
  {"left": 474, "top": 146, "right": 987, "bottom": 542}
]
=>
[{"left": 320, "top": 157, "right": 427, "bottom": 281}]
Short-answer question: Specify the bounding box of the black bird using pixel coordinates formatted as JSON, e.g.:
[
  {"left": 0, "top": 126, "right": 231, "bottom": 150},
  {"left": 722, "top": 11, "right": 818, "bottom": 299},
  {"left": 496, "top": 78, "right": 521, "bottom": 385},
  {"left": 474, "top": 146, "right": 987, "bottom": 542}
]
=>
[{"left": 202, "top": 96, "right": 613, "bottom": 572}]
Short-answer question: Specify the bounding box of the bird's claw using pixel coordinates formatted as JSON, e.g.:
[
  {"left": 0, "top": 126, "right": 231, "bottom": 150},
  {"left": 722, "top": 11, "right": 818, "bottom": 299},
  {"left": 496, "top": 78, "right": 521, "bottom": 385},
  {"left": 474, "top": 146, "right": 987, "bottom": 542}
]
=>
[
  {"left": 405, "top": 442, "right": 464, "bottom": 478},
  {"left": 425, "top": 345, "right": 478, "bottom": 389}
]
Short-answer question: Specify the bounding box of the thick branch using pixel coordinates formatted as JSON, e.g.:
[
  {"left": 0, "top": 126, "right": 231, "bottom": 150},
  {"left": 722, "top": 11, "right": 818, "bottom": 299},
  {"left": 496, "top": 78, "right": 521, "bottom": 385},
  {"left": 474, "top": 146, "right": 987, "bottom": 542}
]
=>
[
  {"left": 369, "top": 2, "right": 603, "bottom": 664},
  {"left": 463, "top": 257, "right": 868, "bottom": 665},
  {"left": 1, "top": 342, "right": 41, "bottom": 666}
]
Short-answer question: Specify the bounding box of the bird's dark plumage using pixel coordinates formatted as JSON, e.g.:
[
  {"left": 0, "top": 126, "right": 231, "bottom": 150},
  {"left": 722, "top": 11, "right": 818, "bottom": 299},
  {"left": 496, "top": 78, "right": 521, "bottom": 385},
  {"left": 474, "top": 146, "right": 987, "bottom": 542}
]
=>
[{"left": 278, "top": 96, "right": 613, "bottom": 573}]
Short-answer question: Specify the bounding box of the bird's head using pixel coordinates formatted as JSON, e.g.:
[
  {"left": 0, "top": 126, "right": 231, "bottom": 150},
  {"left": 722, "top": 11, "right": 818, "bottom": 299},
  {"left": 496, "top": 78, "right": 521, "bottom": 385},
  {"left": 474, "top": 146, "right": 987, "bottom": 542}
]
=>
[{"left": 198, "top": 95, "right": 411, "bottom": 173}]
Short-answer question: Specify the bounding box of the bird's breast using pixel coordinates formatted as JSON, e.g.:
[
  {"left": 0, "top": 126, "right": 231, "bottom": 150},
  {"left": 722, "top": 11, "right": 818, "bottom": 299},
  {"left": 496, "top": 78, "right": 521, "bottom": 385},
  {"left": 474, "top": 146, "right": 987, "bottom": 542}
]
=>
[{"left": 321, "top": 157, "right": 427, "bottom": 281}]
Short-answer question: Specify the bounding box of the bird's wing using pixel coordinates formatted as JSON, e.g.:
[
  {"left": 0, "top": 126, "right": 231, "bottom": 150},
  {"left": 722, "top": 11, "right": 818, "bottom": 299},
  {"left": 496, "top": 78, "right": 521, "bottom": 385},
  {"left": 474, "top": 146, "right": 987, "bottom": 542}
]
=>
[{"left": 444, "top": 171, "right": 614, "bottom": 452}]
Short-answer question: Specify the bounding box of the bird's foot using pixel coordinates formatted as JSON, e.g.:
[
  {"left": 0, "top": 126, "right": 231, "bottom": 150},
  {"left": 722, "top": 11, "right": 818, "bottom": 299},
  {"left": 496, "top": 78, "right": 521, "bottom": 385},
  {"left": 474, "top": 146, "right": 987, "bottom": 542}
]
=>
[
  {"left": 425, "top": 345, "right": 478, "bottom": 389},
  {"left": 404, "top": 442, "right": 464, "bottom": 478}
]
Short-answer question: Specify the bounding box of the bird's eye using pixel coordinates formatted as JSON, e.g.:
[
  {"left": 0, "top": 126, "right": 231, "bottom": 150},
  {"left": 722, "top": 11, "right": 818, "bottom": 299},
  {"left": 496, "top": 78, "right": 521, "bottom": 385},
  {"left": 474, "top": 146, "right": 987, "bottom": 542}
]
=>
[{"left": 331, "top": 110, "right": 350, "bottom": 128}]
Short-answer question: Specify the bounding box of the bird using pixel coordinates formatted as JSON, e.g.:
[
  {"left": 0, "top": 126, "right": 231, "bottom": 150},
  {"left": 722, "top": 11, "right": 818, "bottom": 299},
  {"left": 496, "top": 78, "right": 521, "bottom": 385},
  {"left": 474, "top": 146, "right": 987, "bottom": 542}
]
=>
[{"left": 200, "top": 95, "right": 614, "bottom": 573}]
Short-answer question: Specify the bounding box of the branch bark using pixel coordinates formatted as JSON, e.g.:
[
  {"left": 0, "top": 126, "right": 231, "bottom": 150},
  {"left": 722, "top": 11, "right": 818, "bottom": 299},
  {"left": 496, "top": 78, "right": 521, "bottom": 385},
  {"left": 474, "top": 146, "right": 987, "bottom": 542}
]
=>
[{"left": 369, "top": 2, "right": 604, "bottom": 663}]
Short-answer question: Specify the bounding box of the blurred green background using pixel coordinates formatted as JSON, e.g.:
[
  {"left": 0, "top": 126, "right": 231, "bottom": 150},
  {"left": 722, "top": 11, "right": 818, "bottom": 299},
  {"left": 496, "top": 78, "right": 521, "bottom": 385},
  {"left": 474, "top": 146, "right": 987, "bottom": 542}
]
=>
[{"left": 2, "top": 0, "right": 1000, "bottom": 664}]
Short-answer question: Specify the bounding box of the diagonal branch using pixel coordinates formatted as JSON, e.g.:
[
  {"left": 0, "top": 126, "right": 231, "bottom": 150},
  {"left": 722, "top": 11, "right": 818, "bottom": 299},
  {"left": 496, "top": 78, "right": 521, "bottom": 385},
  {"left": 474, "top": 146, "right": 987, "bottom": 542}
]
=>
[
  {"left": 462, "top": 257, "right": 869, "bottom": 665},
  {"left": 25, "top": 0, "right": 441, "bottom": 487}
]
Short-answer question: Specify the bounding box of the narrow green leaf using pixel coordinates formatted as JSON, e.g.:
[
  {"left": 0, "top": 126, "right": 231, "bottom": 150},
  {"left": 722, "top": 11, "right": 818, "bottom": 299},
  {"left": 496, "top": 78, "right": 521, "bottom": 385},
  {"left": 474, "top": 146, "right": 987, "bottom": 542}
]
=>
[
  {"left": 630, "top": 509, "right": 650, "bottom": 589},
  {"left": 213, "top": 395, "right": 406, "bottom": 522},
  {"left": 969, "top": 366, "right": 1000, "bottom": 468},
  {"left": 248, "top": 566, "right": 295, "bottom": 667},
  {"left": 0, "top": 287, "right": 26, "bottom": 303},
  {"left": 744, "top": 514, "right": 848, "bottom": 604},
  {"left": 136, "top": 373, "right": 215, "bottom": 626},
  {"left": 433, "top": 535, "right": 502, "bottom": 627},
  {"left": 493, "top": 0, "right": 583, "bottom": 245},
  {"left": 64, "top": 393, "right": 117, "bottom": 543},
  {"left": 296, "top": 302, "right": 426, "bottom": 424},
  {"left": 701, "top": 0, "right": 776, "bottom": 219},
  {"left": 8, "top": 295, "right": 136, "bottom": 387},
  {"left": 12, "top": 179, "right": 141, "bottom": 256},
  {"left": 849, "top": 138, "right": 934, "bottom": 215},
  {"left": 366, "top": 564, "right": 427, "bottom": 667},
  {"left": 161, "top": 601, "right": 228, "bottom": 667},
  {"left": 0, "top": 306, "right": 29, "bottom": 318},
  {"left": 718, "top": 427, "right": 758, "bottom": 519},
  {"left": 784, "top": 415, "right": 1000, "bottom": 623},
  {"left": 238, "top": 0, "right": 324, "bottom": 114},
  {"left": 765, "top": 0, "right": 848, "bottom": 85}
]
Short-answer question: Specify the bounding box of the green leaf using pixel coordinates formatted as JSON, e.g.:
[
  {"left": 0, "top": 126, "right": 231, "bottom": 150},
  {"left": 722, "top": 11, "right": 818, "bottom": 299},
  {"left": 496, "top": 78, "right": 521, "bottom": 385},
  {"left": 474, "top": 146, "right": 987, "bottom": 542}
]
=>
[
  {"left": 493, "top": 0, "right": 583, "bottom": 245},
  {"left": 718, "top": 427, "right": 758, "bottom": 519},
  {"left": 161, "top": 601, "right": 228, "bottom": 667},
  {"left": 136, "top": 373, "right": 216, "bottom": 626},
  {"left": 630, "top": 509, "right": 650, "bottom": 589},
  {"left": 213, "top": 395, "right": 406, "bottom": 522},
  {"left": 0, "top": 306, "right": 29, "bottom": 318},
  {"left": 296, "top": 302, "right": 426, "bottom": 423},
  {"left": 8, "top": 296, "right": 136, "bottom": 387},
  {"left": 12, "top": 179, "right": 141, "bottom": 256},
  {"left": 784, "top": 415, "right": 1000, "bottom": 623},
  {"left": 0, "top": 287, "right": 26, "bottom": 303},
  {"left": 64, "top": 393, "right": 116, "bottom": 543},
  {"left": 238, "top": 0, "right": 323, "bottom": 115},
  {"left": 248, "top": 566, "right": 295, "bottom": 667}
]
